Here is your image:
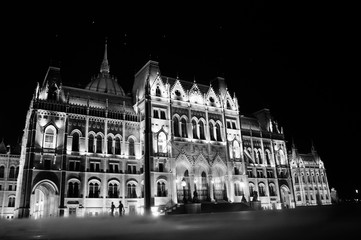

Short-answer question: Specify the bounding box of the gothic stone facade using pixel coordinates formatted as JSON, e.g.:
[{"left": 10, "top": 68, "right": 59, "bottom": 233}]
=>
[
  {"left": 0, "top": 142, "right": 20, "bottom": 219},
  {"left": 15, "top": 44, "right": 300, "bottom": 218}
]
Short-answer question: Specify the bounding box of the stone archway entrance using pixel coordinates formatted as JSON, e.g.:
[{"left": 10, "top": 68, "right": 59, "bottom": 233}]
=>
[
  {"left": 30, "top": 180, "right": 59, "bottom": 219},
  {"left": 280, "top": 185, "right": 292, "bottom": 209}
]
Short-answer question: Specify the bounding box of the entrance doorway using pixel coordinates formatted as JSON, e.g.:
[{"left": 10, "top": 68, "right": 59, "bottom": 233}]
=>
[{"left": 30, "top": 180, "right": 59, "bottom": 219}]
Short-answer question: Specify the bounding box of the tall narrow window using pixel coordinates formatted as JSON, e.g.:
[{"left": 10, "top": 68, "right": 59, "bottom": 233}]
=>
[
  {"left": 160, "top": 110, "right": 166, "bottom": 119},
  {"left": 8, "top": 196, "right": 15, "bottom": 207},
  {"left": 233, "top": 141, "right": 240, "bottom": 159},
  {"left": 88, "top": 135, "right": 94, "bottom": 153},
  {"left": 115, "top": 137, "right": 121, "bottom": 155},
  {"left": 155, "top": 86, "right": 161, "bottom": 97},
  {"left": 15, "top": 166, "right": 19, "bottom": 178},
  {"left": 96, "top": 135, "right": 103, "bottom": 153},
  {"left": 9, "top": 166, "right": 15, "bottom": 179},
  {"left": 216, "top": 123, "right": 222, "bottom": 141},
  {"left": 44, "top": 126, "right": 56, "bottom": 148},
  {"left": 158, "top": 132, "right": 167, "bottom": 153},
  {"left": 199, "top": 121, "right": 205, "bottom": 139},
  {"left": 72, "top": 132, "right": 79, "bottom": 152},
  {"left": 0, "top": 166, "right": 5, "bottom": 178},
  {"left": 153, "top": 109, "right": 159, "bottom": 118},
  {"left": 173, "top": 118, "right": 180, "bottom": 137},
  {"left": 209, "top": 122, "right": 215, "bottom": 140},
  {"left": 157, "top": 182, "right": 166, "bottom": 197},
  {"left": 68, "top": 182, "right": 74, "bottom": 197},
  {"left": 127, "top": 184, "right": 137, "bottom": 198},
  {"left": 107, "top": 136, "right": 113, "bottom": 154},
  {"left": 181, "top": 118, "right": 188, "bottom": 138},
  {"left": 192, "top": 120, "right": 198, "bottom": 139},
  {"left": 128, "top": 138, "right": 135, "bottom": 156}
]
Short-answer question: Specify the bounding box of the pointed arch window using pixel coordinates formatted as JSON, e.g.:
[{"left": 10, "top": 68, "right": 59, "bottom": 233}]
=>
[
  {"left": 88, "top": 135, "right": 94, "bottom": 153},
  {"left": 115, "top": 137, "right": 121, "bottom": 155},
  {"left": 269, "top": 183, "right": 276, "bottom": 196},
  {"left": 96, "top": 135, "right": 103, "bottom": 153},
  {"left": 128, "top": 138, "right": 135, "bottom": 156},
  {"left": 199, "top": 121, "right": 205, "bottom": 139},
  {"left": 44, "top": 126, "right": 56, "bottom": 149},
  {"left": 209, "top": 122, "right": 215, "bottom": 140},
  {"left": 227, "top": 100, "right": 232, "bottom": 110},
  {"left": 181, "top": 118, "right": 187, "bottom": 138},
  {"left": 173, "top": 118, "right": 180, "bottom": 137},
  {"left": 158, "top": 132, "right": 167, "bottom": 153},
  {"left": 72, "top": 132, "right": 79, "bottom": 152},
  {"left": 155, "top": 85, "right": 161, "bottom": 97},
  {"left": 15, "top": 166, "right": 19, "bottom": 178},
  {"left": 192, "top": 120, "right": 198, "bottom": 139},
  {"left": 107, "top": 136, "right": 113, "bottom": 154},
  {"left": 215, "top": 123, "right": 222, "bottom": 141}
]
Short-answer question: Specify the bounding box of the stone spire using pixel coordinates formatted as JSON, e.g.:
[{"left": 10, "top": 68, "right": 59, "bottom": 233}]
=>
[{"left": 100, "top": 38, "right": 110, "bottom": 73}]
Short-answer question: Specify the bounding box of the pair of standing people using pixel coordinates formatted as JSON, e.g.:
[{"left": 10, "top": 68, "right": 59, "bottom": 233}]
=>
[{"left": 111, "top": 201, "right": 124, "bottom": 216}]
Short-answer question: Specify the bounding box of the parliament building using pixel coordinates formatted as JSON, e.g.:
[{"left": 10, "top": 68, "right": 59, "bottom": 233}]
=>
[{"left": 9, "top": 42, "right": 331, "bottom": 219}]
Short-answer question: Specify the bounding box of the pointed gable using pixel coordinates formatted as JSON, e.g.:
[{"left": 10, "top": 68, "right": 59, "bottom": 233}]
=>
[
  {"left": 205, "top": 85, "right": 220, "bottom": 107},
  {"left": 189, "top": 82, "right": 204, "bottom": 105}
]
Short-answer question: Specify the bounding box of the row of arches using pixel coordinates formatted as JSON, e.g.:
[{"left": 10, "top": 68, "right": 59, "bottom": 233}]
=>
[
  {"left": 0, "top": 165, "right": 19, "bottom": 179},
  {"left": 172, "top": 116, "right": 222, "bottom": 141},
  {"left": 66, "top": 178, "right": 169, "bottom": 199}
]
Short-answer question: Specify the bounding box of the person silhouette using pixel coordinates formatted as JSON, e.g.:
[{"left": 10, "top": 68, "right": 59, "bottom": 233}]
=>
[
  {"left": 110, "top": 202, "right": 115, "bottom": 216},
  {"left": 118, "top": 201, "right": 124, "bottom": 216}
]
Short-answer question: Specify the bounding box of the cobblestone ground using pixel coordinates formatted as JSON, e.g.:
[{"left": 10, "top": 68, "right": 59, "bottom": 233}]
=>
[{"left": 1, "top": 204, "right": 360, "bottom": 240}]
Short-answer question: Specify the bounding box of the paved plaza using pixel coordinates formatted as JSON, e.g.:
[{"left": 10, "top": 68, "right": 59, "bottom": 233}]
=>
[{"left": 1, "top": 204, "right": 360, "bottom": 240}]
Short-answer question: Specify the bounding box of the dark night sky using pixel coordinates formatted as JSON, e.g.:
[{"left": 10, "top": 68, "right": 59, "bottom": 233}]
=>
[{"left": 0, "top": 2, "right": 359, "bottom": 199}]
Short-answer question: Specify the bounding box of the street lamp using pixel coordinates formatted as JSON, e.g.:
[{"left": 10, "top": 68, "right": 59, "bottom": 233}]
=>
[{"left": 181, "top": 179, "right": 187, "bottom": 203}]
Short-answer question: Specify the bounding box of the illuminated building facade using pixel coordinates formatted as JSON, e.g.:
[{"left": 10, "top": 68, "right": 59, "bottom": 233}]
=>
[
  {"left": 14, "top": 42, "right": 297, "bottom": 218},
  {"left": 0, "top": 141, "right": 20, "bottom": 219},
  {"left": 289, "top": 144, "right": 332, "bottom": 206}
]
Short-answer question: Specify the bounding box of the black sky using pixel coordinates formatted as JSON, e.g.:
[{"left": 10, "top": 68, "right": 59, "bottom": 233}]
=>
[{"left": 0, "top": 2, "right": 359, "bottom": 199}]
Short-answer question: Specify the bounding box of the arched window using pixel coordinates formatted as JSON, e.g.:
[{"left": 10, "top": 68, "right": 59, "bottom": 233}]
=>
[
  {"left": 107, "top": 136, "right": 113, "bottom": 154},
  {"left": 227, "top": 100, "right": 231, "bottom": 110},
  {"left": 157, "top": 182, "right": 167, "bottom": 197},
  {"left": 215, "top": 123, "right": 222, "bottom": 141},
  {"left": 88, "top": 135, "right": 94, "bottom": 153},
  {"left": 0, "top": 166, "right": 4, "bottom": 178},
  {"left": 115, "top": 137, "right": 121, "bottom": 155},
  {"left": 249, "top": 183, "right": 255, "bottom": 196},
  {"left": 209, "top": 122, "right": 215, "bottom": 140},
  {"left": 96, "top": 135, "right": 103, "bottom": 153},
  {"left": 9, "top": 166, "right": 15, "bottom": 179},
  {"left": 269, "top": 183, "right": 276, "bottom": 196},
  {"left": 108, "top": 183, "right": 118, "bottom": 198},
  {"left": 72, "top": 132, "right": 79, "bottom": 152},
  {"left": 199, "top": 121, "right": 205, "bottom": 139},
  {"left": 265, "top": 150, "right": 271, "bottom": 165},
  {"left": 15, "top": 166, "right": 19, "bottom": 178},
  {"left": 181, "top": 118, "right": 187, "bottom": 138},
  {"left": 297, "top": 194, "right": 301, "bottom": 201},
  {"left": 294, "top": 174, "right": 299, "bottom": 184},
  {"left": 44, "top": 126, "right": 56, "bottom": 148},
  {"left": 155, "top": 86, "right": 161, "bottom": 97},
  {"left": 128, "top": 138, "right": 135, "bottom": 156},
  {"left": 127, "top": 183, "right": 137, "bottom": 198},
  {"left": 257, "top": 150, "right": 263, "bottom": 164},
  {"left": 89, "top": 182, "right": 100, "bottom": 198},
  {"left": 259, "top": 183, "right": 266, "bottom": 196},
  {"left": 68, "top": 181, "right": 80, "bottom": 198},
  {"left": 8, "top": 196, "right": 15, "bottom": 207},
  {"left": 234, "top": 182, "right": 243, "bottom": 196},
  {"left": 192, "top": 120, "right": 198, "bottom": 139},
  {"left": 173, "top": 118, "right": 180, "bottom": 137},
  {"left": 158, "top": 132, "right": 167, "bottom": 153}
]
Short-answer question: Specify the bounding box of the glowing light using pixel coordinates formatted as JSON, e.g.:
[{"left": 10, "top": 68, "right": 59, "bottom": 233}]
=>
[
  {"left": 181, "top": 180, "right": 186, "bottom": 187},
  {"left": 151, "top": 207, "right": 159, "bottom": 217}
]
